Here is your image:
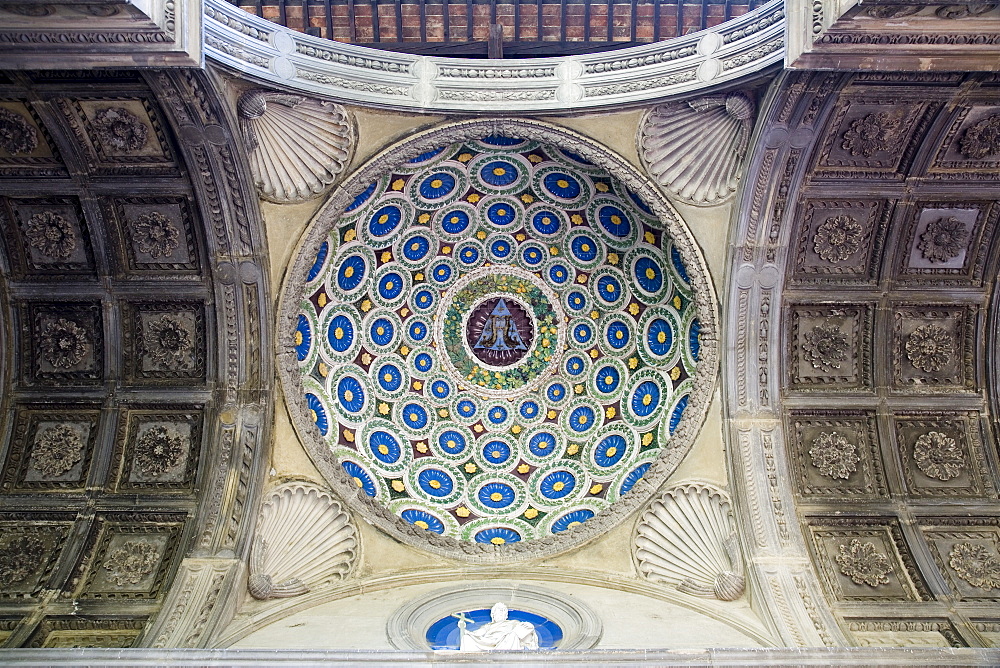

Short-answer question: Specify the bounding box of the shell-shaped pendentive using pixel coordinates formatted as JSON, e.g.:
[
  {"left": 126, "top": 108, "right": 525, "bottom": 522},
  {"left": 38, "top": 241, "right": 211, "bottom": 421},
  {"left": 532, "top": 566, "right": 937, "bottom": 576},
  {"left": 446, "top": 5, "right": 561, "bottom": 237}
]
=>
[
  {"left": 248, "top": 481, "right": 358, "bottom": 600},
  {"left": 237, "top": 89, "right": 355, "bottom": 204},
  {"left": 634, "top": 483, "right": 745, "bottom": 601},
  {"left": 639, "top": 91, "right": 756, "bottom": 206}
]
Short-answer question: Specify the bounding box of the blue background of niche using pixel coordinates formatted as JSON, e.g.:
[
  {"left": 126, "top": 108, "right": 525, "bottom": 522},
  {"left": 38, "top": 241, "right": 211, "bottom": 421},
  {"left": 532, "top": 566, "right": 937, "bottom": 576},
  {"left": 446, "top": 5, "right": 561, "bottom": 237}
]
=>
[{"left": 426, "top": 608, "right": 562, "bottom": 650}]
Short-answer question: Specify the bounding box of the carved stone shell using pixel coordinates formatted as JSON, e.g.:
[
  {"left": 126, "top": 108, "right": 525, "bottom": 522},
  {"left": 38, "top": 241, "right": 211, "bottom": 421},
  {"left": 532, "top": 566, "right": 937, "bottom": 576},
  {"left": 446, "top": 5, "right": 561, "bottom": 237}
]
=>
[
  {"left": 634, "top": 483, "right": 745, "bottom": 601},
  {"left": 237, "top": 89, "right": 355, "bottom": 204},
  {"left": 249, "top": 481, "right": 358, "bottom": 600},
  {"left": 640, "top": 91, "right": 756, "bottom": 206}
]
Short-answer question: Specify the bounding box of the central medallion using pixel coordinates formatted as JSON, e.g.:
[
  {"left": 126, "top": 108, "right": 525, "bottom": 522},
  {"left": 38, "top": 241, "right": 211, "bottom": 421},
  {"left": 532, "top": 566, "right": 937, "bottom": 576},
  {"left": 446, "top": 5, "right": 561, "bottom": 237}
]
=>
[{"left": 437, "top": 266, "right": 564, "bottom": 399}]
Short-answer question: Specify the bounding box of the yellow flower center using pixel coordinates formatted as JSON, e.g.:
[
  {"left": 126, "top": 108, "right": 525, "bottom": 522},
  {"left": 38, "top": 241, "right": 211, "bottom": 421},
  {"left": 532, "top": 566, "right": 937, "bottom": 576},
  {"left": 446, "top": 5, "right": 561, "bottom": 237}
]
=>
[
  {"left": 578, "top": 415, "right": 588, "bottom": 424},
  {"left": 378, "top": 214, "right": 389, "bottom": 225},
  {"left": 415, "top": 520, "right": 429, "bottom": 530},
  {"left": 497, "top": 208, "right": 507, "bottom": 216},
  {"left": 605, "top": 446, "right": 617, "bottom": 457},
  {"left": 378, "top": 444, "right": 389, "bottom": 455},
  {"left": 642, "top": 393, "right": 652, "bottom": 406},
  {"left": 384, "top": 280, "right": 394, "bottom": 290},
  {"left": 491, "top": 537, "right": 506, "bottom": 545},
  {"left": 294, "top": 331, "right": 303, "bottom": 346},
  {"left": 430, "top": 179, "right": 443, "bottom": 188},
  {"left": 352, "top": 476, "right": 364, "bottom": 488},
  {"left": 344, "top": 266, "right": 354, "bottom": 278},
  {"left": 645, "top": 267, "right": 656, "bottom": 280},
  {"left": 605, "top": 375, "right": 614, "bottom": 384},
  {"left": 581, "top": 243, "right": 590, "bottom": 252},
  {"left": 429, "top": 479, "right": 441, "bottom": 489},
  {"left": 553, "top": 481, "right": 565, "bottom": 492},
  {"left": 490, "top": 492, "right": 503, "bottom": 502},
  {"left": 334, "top": 327, "right": 344, "bottom": 339},
  {"left": 611, "top": 215, "right": 621, "bottom": 225},
  {"left": 343, "top": 390, "right": 354, "bottom": 403},
  {"left": 616, "top": 330, "right": 624, "bottom": 339},
  {"left": 493, "top": 167, "right": 506, "bottom": 176},
  {"left": 657, "top": 331, "right": 666, "bottom": 344},
  {"left": 557, "top": 179, "right": 569, "bottom": 188}
]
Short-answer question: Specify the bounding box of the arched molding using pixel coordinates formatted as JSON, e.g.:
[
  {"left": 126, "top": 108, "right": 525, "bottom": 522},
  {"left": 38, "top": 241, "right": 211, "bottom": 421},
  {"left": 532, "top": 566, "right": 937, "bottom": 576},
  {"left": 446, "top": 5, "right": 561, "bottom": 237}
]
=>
[
  {"left": 722, "top": 70, "right": 849, "bottom": 647},
  {"left": 276, "top": 117, "right": 720, "bottom": 564},
  {"left": 204, "top": 0, "right": 784, "bottom": 113}
]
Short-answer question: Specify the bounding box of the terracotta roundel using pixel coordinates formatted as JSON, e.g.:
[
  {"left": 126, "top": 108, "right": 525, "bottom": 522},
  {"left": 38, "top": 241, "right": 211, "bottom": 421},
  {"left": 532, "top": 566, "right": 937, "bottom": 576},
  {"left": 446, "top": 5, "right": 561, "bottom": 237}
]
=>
[{"left": 284, "top": 123, "right": 717, "bottom": 560}]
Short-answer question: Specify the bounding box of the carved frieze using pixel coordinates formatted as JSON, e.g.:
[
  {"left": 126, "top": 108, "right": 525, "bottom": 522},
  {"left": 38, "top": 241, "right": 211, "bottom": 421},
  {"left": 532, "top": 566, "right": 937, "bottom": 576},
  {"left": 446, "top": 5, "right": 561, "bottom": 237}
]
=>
[
  {"left": 26, "top": 617, "right": 147, "bottom": 649},
  {"left": 807, "top": 519, "right": 929, "bottom": 602},
  {"left": 788, "top": 304, "right": 873, "bottom": 391},
  {"left": 891, "top": 306, "right": 975, "bottom": 392},
  {"left": 846, "top": 618, "right": 964, "bottom": 648}
]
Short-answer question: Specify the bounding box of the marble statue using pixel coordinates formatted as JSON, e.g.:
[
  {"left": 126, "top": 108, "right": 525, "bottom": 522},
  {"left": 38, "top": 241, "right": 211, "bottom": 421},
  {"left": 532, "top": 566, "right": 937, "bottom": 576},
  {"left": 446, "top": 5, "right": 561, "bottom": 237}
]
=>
[{"left": 455, "top": 602, "right": 539, "bottom": 651}]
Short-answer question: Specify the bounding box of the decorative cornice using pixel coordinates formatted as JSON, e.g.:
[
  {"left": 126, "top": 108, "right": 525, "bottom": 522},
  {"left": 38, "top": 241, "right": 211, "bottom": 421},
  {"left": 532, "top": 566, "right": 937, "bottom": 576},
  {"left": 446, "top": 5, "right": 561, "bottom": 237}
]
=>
[{"left": 204, "top": 0, "right": 783, "bottom": 113}]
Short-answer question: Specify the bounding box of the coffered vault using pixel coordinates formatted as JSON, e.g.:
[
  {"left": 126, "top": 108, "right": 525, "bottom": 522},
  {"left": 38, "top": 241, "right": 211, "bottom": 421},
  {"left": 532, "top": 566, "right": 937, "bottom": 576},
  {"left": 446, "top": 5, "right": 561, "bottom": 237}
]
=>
[{"left": 1, "top": 0, "right": 1000, "bottom": 662}]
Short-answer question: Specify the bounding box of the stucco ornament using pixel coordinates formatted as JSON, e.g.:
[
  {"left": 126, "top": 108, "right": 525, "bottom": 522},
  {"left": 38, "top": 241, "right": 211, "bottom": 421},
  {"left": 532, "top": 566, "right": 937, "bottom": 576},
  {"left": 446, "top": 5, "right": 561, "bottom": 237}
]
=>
[
  {"left": 0, "top": 535, "right": 45, "bottom": 584},
  {"left": 135, "top": 426, "right": 185, "bottom": 476},
  {"left": 145, "top": 315, "right": 193, "bottom": 369},
  {"left": 802, "top": 324, "right": 850, "bottom": 372},
  {"left": 808, "top": 432, "right": 859, "bottom": 480},
  {"left": 949, "top": 542, "right": 1000, "bottom": 590},
  {"left": 24, "top": 211, "right": 77, "bottom": 260},
  {"left": 913, "top": 431, "right": 965, "bottom": 481},
  {"left": 841, "top": 112, "right": 901, "bottom": 157},
  {"left": 132, "top": 211, "right": 180, "bottom": 259},
  {"left": 813, "top": 214, "right": 863, "bottom": 263},
  {"left": 30, "top": 424, "right": 85, "bottom": 477},
  {"left": 905, "top": 324, "right": 952, "bottom": 373},
  {"left": 238, "top": 89, "right": 354, "bottom": 204},
  {"left": 958, "top": 114, "right": 1000, "bottom": 159},
  {"left": 38, "top": 317, "right": 89, "bottom": 368},
  {"left": 92, "top": 107, "right": 148, "bottom": 152},
  {"left": 836, "top": 539, "right": 893, "bottom": 587},
  {"left": 103, "top": 540, "right": 160, "bottom": 586},
  {"left": 917, "top": 216, "right": 969, "bottom": 263},
  {"left": 0, "top": 106, "right": 38, "bottom": 155}
]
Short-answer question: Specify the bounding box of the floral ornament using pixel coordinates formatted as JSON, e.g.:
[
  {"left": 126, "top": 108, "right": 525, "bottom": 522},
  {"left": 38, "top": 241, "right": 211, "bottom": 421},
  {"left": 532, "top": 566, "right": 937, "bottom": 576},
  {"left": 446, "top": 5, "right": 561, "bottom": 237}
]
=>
[
  {"left": 905, "top": 324, "right": 952, "bottom": 373},
  {"left": 145, "top": 315, "right": 193, "bottom": 370},
  {"left": 38, "top": 317, "right": 89, "bottom": 369},
  {"left": 813, "top": 214, "right": 863, "bottom": 263},
  {"left": 913, "top": 430, "right": 965, "bottom": 481},
  {"left": 30, "top": 424, "right": 85, "bottom": 477},
  {"left": 841, "top": 112, "right": 901, "bottom": 158},
  {"left": 808, "top": 431, "right": 859, "bottom": 480},
  {"left": 131, "top": 211, "right": 179, "bottom": 259},
  {"left": 949, "top": 542, "right": 1000, "bottom": 590},
  {"left": 865, "top": 4, "right": 920, "bottom": 18},
  {"left": 917, "top": 216, "right": 969, "bottom": 263},
  {"left": 0, "top": 534, "right": 45, "bottom": 585},
  {"left": 0, "top": 107, "right": 38, "bottom": 155},
  {"left": 802, "top": 324, "right": 850, "bottom": 372},
  {"left": 135, "top": 426, "right": 185, "bottom": 476},
  {"left": 836, "top": 538, "right": 893, "bottom": 587},
  {"left": 958, "top": 114, "right": 1000, "bottom": 160},
  {"left": 92, "top": 107, "right": 148, "bottom": 153},
  {"left": 103, "top": 540, "right": 160, "bottom": 586},
  {"left": 24, "top": 211, "right": 77, "bottom": 260}
]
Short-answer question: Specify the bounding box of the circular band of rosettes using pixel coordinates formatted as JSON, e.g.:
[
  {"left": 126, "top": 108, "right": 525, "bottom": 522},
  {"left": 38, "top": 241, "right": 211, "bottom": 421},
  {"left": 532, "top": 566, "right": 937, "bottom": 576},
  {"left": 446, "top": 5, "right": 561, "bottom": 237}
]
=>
[{"left": 280, "top": 120, "right": 718, "bottom": 563}]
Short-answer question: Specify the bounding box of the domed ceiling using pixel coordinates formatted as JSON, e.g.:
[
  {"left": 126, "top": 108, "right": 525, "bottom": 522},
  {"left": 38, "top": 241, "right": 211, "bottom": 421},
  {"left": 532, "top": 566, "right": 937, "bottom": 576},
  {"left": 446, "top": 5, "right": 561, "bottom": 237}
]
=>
[{"left": 280, "top": 120, "right": 718, "bottom": 561}]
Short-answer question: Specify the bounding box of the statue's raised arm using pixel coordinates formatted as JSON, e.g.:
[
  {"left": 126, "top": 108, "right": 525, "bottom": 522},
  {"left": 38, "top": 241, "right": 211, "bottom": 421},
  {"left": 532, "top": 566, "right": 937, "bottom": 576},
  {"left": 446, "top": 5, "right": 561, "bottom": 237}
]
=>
[{"left": 458, "top": 602, "right": 539, "bottom": 651}]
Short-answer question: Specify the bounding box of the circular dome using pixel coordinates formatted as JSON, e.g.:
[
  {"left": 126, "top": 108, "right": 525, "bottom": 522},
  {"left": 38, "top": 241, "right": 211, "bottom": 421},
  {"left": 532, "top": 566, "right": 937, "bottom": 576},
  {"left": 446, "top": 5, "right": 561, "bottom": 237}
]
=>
[{"left": 280, "top": 120, "right": 718, "bottom": 562}]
